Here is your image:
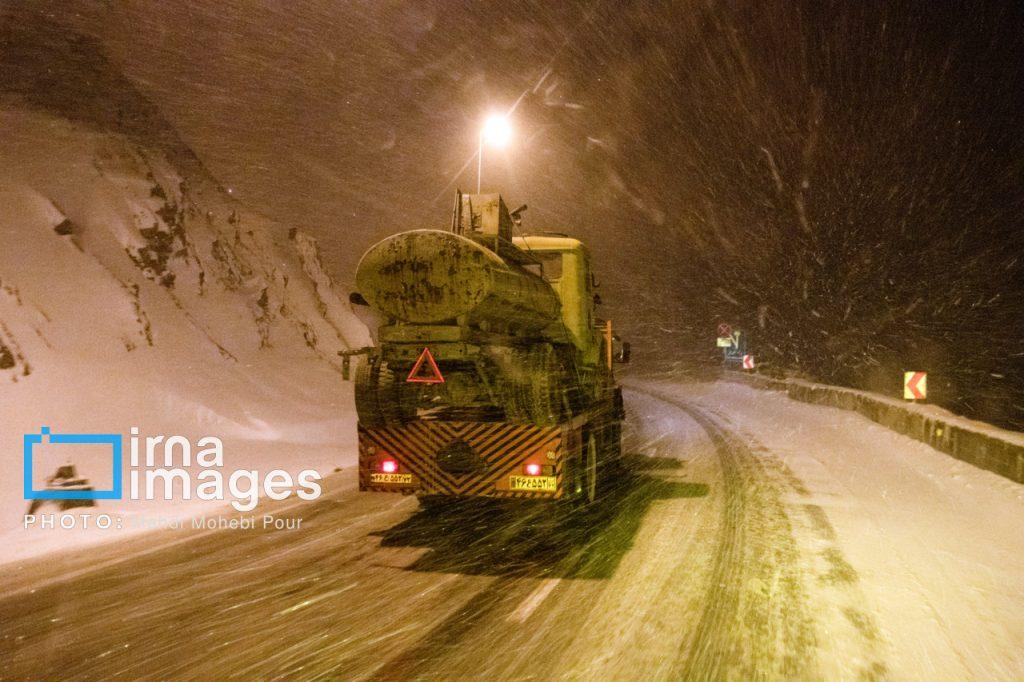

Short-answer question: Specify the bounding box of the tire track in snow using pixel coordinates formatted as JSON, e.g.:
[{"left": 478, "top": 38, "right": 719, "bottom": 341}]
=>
[
  {"left": 633, "top": 388, "right": 820, "bottom": 679},
  {"left": 687, "top": 394, "right": 889, "bottom": 680}
]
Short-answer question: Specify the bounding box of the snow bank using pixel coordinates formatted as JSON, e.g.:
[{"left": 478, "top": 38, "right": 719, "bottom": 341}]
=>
[
  {"left": 725, "top": 371, "right": 1024, "bottom": 484},
  {"left": 0, "top": 105, "right": 369, "bottom": 562}
]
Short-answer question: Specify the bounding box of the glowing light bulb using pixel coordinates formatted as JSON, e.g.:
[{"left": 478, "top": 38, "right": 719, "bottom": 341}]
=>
[{"left": 481, "top": 115, "right": 512, "bottom": 148}]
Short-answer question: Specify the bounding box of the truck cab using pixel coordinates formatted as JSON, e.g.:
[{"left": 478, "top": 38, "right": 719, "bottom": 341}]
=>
[{"left": 513, "top": 234, "right": 601, "bottom": 369}]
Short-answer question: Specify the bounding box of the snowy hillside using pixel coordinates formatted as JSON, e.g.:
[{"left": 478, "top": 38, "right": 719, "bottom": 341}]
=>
[
  {"left": 0, "top": 104, "right": 367, "bottom": 376},
  {"left": 0, "top": 22, "right": 370, "bottom": 557}
]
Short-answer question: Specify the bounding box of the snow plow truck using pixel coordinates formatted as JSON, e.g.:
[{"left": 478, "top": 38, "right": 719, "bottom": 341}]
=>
[{"left": 346, "top": 192, "right": 628, "bottom": 506}]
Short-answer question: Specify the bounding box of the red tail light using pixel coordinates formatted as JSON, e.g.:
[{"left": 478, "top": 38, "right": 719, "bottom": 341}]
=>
[
  {"left": 523, "top": 463, "right": 542, "bottom": 476},
  {"left": 380, "top": 459, "right": 398, "bottom": 473}
]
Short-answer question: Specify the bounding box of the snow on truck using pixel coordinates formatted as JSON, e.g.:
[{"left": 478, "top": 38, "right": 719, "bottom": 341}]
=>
[{"left": 345, "top": 192, "right": 628, "bottom": 506}]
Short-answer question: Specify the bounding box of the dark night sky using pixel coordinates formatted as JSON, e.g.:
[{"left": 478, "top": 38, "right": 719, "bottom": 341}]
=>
[{"left": 4, "top": 0, "right": 1024, "bottom": 427}]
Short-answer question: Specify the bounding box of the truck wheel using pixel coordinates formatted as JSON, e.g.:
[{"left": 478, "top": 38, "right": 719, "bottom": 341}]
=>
[
  {"left": 583, "top": 433, "right": 598, "bottom": 505},
  {"left": 503, "top": 346, "right": 559, "bottom": 425},
  {"left": 525, "top": 345, "right": 563, "bottom": 426},
  {"left": 355, "top": 359, "right": 409, "bottom": 426},
  {"left": 502, "top": 375, "right": 530, "bottom": 423},
  {"left": 603, "top": 421, "right": 623, "bottom": 474},
  {"left": 354, "top": 359, "right": 384, "bottom": 426}
]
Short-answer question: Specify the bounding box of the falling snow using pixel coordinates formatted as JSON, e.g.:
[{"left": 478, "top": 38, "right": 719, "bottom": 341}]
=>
[{"left": 1, "top": 2, "right": 1023, "bottom": 679}]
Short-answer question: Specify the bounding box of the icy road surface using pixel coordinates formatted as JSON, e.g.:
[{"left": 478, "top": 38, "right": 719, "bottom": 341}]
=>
[{"left": 2, "top": 380, "right": 1023, "bottom": 680}]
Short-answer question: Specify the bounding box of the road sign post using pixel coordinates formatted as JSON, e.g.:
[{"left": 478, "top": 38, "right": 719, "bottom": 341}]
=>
[
  {"left": 716, "top": 323, "right": 734, "bottom": 348},
  {"left": 723, "top": 330, "right": 746, "bottom": 364}
]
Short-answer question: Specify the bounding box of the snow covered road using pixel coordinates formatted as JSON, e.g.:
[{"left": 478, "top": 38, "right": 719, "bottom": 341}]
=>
[
  {"left": 2, "top": 379, "right": 1022, "bottom": 680},
  {"left": 630, "top": 380, "right": 1024, "bottom": 680}
]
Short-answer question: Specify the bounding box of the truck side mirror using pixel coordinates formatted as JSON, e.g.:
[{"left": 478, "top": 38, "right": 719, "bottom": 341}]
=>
[{"left": 615, "top": 341, "right": 631, "bottom": 363}]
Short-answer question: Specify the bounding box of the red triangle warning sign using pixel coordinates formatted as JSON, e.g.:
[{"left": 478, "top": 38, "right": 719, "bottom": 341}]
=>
[{"left": 406, "top": 347, "right": 445, "bottom": 384}]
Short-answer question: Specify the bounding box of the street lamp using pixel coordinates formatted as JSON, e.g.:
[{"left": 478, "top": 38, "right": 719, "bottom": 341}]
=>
[{"left": 477, "top": 114, "right": 512, "bottom": 193}]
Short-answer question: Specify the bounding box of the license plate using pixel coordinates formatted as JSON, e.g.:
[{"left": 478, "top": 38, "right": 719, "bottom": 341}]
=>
[
  {"left": 370, "top": 473, "right": 413, "bottom": 484},
  {"left": 509, "top": 475, "right": 557, "bottom": 492}
]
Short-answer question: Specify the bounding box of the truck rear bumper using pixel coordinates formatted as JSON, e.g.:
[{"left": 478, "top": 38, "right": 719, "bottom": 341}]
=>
[{"left": 358, "top": 420, "right": 582, "bottom": 499}]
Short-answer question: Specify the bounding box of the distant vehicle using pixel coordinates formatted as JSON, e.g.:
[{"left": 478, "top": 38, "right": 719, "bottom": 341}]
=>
[{"left": 347, "top": 192, "right": 627, "bottom": 506}]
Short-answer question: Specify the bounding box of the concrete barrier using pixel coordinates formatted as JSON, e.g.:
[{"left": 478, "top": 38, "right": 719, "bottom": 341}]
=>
[{"left": 726, "top": 372, "right": 1024, "bottom": 485}]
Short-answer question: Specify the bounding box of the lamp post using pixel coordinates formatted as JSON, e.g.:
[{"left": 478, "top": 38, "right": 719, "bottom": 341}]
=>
[{"left": 477, "top": 114, "right": 512, "bottom": 193}]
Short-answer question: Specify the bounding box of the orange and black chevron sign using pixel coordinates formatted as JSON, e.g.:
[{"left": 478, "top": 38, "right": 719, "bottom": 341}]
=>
[{"left": 358, "top": 421, "right": 568, "bottom": 498}]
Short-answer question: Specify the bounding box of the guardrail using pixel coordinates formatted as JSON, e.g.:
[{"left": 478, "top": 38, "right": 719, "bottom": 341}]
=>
[{"left": 725, "top": 371, "right": 1024, "bottom": 485}]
